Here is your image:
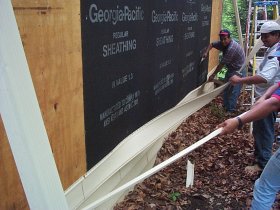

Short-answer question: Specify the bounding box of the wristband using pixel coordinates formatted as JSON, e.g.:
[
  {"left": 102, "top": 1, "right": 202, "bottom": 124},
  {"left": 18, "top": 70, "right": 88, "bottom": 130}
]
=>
[{"left": 236, "top": 116, "right": 243, "bottom": 130}]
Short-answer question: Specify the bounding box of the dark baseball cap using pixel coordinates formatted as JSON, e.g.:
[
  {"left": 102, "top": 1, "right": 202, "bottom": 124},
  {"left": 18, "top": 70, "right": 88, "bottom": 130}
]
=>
[{"left": 219, "top": 29, "right": 231, "bottom": 36}]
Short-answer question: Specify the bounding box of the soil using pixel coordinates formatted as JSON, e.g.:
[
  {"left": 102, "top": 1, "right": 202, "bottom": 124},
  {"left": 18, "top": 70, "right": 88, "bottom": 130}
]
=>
[{"left": 114, "top": 92, "right": 280, "bottom": 210}]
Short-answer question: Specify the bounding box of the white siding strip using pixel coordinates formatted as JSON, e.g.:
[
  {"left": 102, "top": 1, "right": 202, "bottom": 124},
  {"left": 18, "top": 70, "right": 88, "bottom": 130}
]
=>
[
  {"left": 81, "top": 128, "right": 223, "bottom": 210},
  {"left": 65, "top": 82, "right": 226, "bottom": 209}
]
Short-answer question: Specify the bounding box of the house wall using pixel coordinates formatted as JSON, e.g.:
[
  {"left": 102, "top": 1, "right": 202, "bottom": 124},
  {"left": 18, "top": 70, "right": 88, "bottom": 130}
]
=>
[
  {"left": 0, "top": 0, "right": 222, "bottom": 209},
  {"left": 0, "top": 1, "right": 86, "bottom": 209}
]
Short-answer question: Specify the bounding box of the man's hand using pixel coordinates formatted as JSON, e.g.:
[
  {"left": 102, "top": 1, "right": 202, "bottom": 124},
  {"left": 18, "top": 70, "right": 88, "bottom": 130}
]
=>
[
  {"left": 218, "top": 118, "right": 239, "bottom": 135},
  {"left": 202, "top": 52, "right": 208, "bottom": 59},
  {"left": 208, "top": 74, "right": 215, "bottom": 82},
  {"left": 229, "top": 75, "right": 242, "bottom": 85}
]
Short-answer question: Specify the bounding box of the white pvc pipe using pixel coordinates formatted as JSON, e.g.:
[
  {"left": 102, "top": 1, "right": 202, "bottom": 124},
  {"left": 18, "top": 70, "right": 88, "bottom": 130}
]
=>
[
  {"left": 244, "top": 0, "right": 252, "bottom": 57},
  {"left": 232, "top": 0, "right": 244, "bottom": 48},
  {"left": 81, "top": 128, "right": 223, "bottom": 210}
]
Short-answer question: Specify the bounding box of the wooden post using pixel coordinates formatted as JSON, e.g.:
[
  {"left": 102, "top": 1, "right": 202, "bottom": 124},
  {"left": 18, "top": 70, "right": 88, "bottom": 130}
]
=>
[{"left": 0, "top": 0, "right": 68, "bottom": 209}]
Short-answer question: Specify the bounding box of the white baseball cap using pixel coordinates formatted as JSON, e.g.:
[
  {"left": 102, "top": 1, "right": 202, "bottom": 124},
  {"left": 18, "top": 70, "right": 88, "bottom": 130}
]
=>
[{"left": 260, "top": 21, "right": 280, "bottom": 33}]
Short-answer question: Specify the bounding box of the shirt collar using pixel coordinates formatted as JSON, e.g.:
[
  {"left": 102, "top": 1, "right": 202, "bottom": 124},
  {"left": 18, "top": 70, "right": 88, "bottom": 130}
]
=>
[{"left": 267, "top": 42, "right": 279, "bottom": 54}]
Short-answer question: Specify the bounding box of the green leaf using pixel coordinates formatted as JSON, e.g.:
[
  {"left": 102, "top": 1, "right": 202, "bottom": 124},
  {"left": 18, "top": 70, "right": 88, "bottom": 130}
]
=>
[{"left": 169, "top": 192, "right": 181, "bottom": 201}]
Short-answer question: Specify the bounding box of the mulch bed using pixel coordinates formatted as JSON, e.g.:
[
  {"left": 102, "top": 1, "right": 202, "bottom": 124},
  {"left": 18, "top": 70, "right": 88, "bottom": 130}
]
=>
[{"left": 114, "top": 91, "right": 280, "bottom": 210}]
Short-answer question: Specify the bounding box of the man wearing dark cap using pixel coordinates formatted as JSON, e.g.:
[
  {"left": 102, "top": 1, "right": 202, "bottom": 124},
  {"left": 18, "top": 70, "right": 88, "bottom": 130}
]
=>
[{"left": 203, "top": 29, "right": 245, "bottom": 113}]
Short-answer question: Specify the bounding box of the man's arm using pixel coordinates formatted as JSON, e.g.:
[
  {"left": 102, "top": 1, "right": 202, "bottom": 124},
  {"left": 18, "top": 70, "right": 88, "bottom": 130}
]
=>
[
  {"left": 260, "top": 82, "right": 280, "bottom": 100},
  {"left": 253, "top": 82, "right": 280, "bottom": 107},
  {"left": 208, "top": 63, "right": 224, "bottom": 81},
  {"left": 203, "top": 43, "right": 213, "bottom": 58},
  {"left": 229, "top": 74, "right": 267, "bottom": 85},
  {"left": 219, "top": 97, "right": 280, "bottom": 135},
  {"left": 230, "top": 57, "right": 279, "bottom": 85}
]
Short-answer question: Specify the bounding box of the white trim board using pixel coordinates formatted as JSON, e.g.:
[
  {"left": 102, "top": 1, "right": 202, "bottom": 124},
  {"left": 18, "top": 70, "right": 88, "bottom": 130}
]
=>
[{"left": 0, "top": 1, "right": 68, "bottom": 209}]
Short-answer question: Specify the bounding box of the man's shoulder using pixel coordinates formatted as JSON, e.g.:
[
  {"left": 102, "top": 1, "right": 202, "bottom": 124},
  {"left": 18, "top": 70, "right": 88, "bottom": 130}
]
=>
[
  {"left": 212, "top": 40, "right": 221, "bottom": 46},
  {"left": 228, "top": 40, "right": 244, "bottom": 53},
  {"left": 230, "top": 39, "right": 242, "bottom": 48}
]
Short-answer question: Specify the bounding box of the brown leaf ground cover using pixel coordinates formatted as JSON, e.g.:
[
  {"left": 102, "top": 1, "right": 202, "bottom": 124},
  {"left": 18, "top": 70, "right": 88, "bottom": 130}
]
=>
[{"left": 115, "top": 92, "right": 280, "bottom": 210}]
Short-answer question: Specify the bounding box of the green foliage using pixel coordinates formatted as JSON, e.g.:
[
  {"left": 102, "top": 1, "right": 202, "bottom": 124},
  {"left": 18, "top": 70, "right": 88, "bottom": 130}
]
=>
[
  {"left": 222, "top": 0, "right": 280, "bottom": 42},
  {"left": 217, "top": 68, "right": 227, "bottom": 80},
  {"left": 222, "top": 0, "right": 248, "bottom": 41},
  {"left": 169, "top": 191, "right": 181, "bottom": 201},
  {"left": 210, "top": 104, "right": 225, "bottom": 118}
]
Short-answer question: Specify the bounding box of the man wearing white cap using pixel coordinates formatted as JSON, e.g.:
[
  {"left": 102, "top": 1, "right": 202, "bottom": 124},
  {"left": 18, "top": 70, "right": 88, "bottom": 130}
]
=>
[{"left": 230, "top": 21, "right": 280, "bottom": 174}]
